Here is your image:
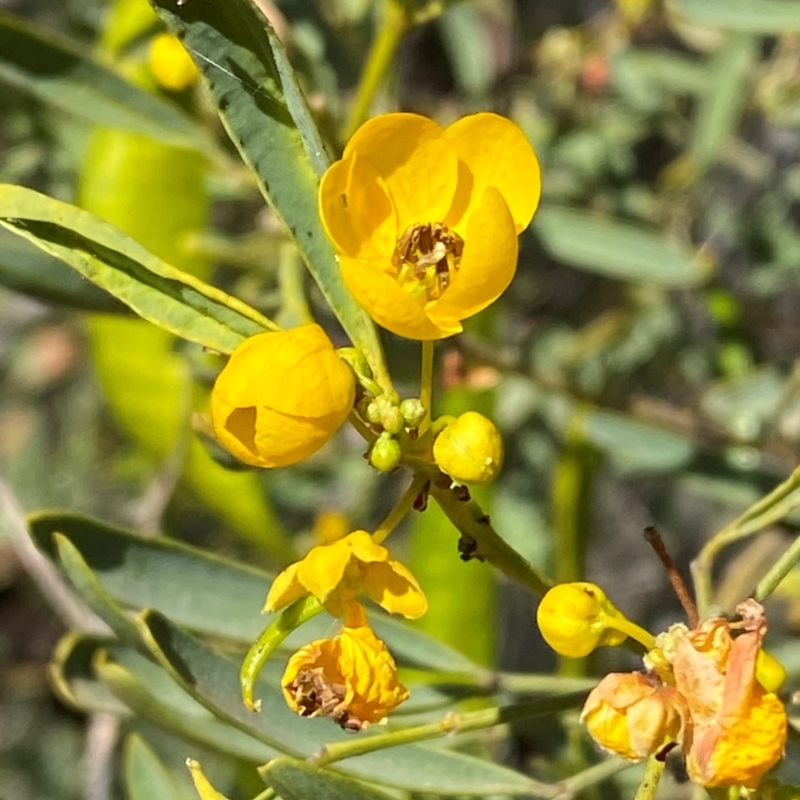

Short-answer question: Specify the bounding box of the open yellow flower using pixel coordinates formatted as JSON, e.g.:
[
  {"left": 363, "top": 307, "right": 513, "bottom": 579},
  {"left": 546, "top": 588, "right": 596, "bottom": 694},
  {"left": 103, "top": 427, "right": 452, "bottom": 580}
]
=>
[
  {"left": 211, "top": 324, "right": 355, "bottom": 468},
  {"left": 319, "top": 113, "right": 541, "bottom": 340},
  {"left": 149, "top": 33, "right": 198, "bottom": 91},
  {"left": 265, "top": 530, "right": 427, "bottom": 618},
  {"left": 281, "top": 603, "right": 408, "bottom": 730}
]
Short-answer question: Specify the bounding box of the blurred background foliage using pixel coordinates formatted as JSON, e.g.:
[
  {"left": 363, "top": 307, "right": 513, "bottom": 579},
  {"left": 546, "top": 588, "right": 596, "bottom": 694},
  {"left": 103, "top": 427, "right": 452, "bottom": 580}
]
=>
[{"left": 2, "top": 0, "right": 800, "bottom": 798}]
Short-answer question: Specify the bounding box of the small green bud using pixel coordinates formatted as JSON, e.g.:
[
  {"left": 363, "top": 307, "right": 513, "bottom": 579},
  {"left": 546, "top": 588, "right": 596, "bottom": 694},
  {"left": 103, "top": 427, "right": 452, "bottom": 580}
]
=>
[
  {"left": 365, "top": 399, "right": 382, "bottom": 425},
  {"left": 399, "top": 398, "right": 426, "bottom": 429},
  {"left": 382, "top": 406, "right": 404, "bottom": 435},
  {"left": 369, "top": 431, "right": 402, "bottom": 472}
]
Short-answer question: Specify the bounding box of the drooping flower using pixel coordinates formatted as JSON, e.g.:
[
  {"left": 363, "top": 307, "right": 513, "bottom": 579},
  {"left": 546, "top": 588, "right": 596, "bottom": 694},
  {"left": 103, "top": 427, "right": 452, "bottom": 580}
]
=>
[
  {"left": 149, "top": 33, "right": 198, "bottom": 91},
  {"left": 536, "top": 582, "right": 638, "bottom": 658},
  {"left": 433, "top": 411, "right": 504, "bottom": 485},
  {"left": 671, "top": 599, "right": 787, "bottom": 789},
  {"left": 281, "top": 603, "right": 408, "bottom": 730},
  {"left": 319, "top": 112, "right": 541, "bottom": 340},
  {"left": 265, "top": 530, "right": 427, "bottom": 618},
  {"left": 581, "top": 671, "right": 690, "bottom": 761},
  {"left": 210, "top": 324, "right": 355, "bottom": 468}
]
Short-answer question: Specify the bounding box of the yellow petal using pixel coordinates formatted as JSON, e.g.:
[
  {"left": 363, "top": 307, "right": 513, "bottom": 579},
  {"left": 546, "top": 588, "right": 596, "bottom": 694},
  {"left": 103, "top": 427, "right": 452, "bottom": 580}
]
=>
[
  {"left": 296, "top": 538, "right": 354, "bottom": 602},
  {"left": 318, "top": 152, "right": 396, "bottom": 258},
  {"left": 344, "top": 113, "right": 458, "bottom": 232},
  {"left": 428, "top": 187, "right": 517, "bottom": 325},
  {"left": 252, "top": 407, "right": 344, "bottom": 467},
  {"left": 264, "top": 562, "right": 306, "bottom": 612},
  {"left": 346, "top": 530, "right": 391, "bottom": 563},
  {"left": 444, "top": 112, "right": 541, "bottom": 233},
  {"left": 363, "top": 560, "right": 428, "bottom": 619},
  {"left": 340, "top": 255, "right": 457, "bottom": 340}
]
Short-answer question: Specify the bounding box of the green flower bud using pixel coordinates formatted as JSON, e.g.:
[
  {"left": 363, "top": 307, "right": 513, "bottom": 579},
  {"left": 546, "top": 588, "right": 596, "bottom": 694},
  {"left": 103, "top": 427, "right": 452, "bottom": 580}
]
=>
[
  {"left": 432, "top": 411, "right": 503, "bottom": 485},
  {"left": 400, "top": 398, "right": 426, "bottom": 429},
  {"left": 369, "top": 432, "right": 401, "bottom": 472},
  {"left": 382, "top": 406, "right": 404, "bottom": 435}
]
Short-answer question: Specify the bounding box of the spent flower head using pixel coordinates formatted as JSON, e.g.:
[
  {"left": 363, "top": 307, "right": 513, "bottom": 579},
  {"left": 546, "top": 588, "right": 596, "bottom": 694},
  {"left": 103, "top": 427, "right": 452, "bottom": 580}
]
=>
[
  {"left": 319, "top": 112, "right": 541, "bottom": 340},
  {"left": 265, "top": 530, "right": 427, "bottom": 618}
]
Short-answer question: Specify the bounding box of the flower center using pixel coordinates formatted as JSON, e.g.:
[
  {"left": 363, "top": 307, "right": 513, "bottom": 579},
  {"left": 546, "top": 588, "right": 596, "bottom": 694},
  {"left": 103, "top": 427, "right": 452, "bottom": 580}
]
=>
[
  {"left": 392, "top": 222, "right": 464, "bottom": 301},
  {"left": 289, "top": 667, "right": 365, "bottom": 732}
]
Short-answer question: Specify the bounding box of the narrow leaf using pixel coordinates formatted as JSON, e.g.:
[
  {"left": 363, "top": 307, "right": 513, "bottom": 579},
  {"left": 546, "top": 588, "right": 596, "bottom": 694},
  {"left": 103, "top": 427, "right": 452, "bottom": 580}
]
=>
[
  {"left": 0, "top": 184, "right": 276, "bottom": 354},
  {"left": 148, "top": 0, "right": 388, "bottom": 384},
  {"left": 124, "top": 734, "right": 185, "bottom": 800},
  {"left": 669, "top": 0, "right": 800, "bottom": 33},
  {"left": 533, "top": 205, "right": 709, "bottom": 286},
  {"left": 0, "top": 11, "right": 213, "bottom": 154},
  {"left": 263, "top": 756, "right": 396, "bottom": 800}
]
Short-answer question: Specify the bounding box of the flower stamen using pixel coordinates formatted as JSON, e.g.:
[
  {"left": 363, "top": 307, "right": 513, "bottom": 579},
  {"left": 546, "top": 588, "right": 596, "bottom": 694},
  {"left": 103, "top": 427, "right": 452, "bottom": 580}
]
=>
[{"left": 393, "top": 222, "right": 464, "bottom": 301}]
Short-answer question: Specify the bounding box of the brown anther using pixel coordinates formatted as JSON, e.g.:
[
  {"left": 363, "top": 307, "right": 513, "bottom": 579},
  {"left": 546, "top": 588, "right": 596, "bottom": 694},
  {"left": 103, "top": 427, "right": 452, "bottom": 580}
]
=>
[
  {"left": 289, "top": 668, "right": 357, "bottom": 728},
  {"left": 393, "top": 222, "right": 464, "bottom": 299}
]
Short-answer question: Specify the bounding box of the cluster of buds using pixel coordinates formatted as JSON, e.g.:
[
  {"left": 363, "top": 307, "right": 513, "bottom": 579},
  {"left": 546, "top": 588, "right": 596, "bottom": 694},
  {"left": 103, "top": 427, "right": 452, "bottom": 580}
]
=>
[{"left": 538, "top": 584, "right": 788, "bottom": 790}]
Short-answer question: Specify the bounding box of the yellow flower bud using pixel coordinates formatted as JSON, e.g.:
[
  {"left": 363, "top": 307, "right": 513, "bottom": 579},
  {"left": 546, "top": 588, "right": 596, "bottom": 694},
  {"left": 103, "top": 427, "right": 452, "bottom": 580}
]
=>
[
  {"left": 281, "top": 604, "right": 408, "bottom": 730},
  {"left": 211, "top": 324, "right": 355, "bottom": 468},
  {"left": 581, "top": 672, "right": 690, "bottom": 761},
  {"left": 149, "top": 33, "right": 198, "bottom": 91},
  {"left": 433, "top": 411, "right": 503, "bottom": 485},
  {"left": 756, "top": 650, "right": 787, "bottom": 694},
  {"left": 536, "top": 582, "right": 628, "bottom": 658}
]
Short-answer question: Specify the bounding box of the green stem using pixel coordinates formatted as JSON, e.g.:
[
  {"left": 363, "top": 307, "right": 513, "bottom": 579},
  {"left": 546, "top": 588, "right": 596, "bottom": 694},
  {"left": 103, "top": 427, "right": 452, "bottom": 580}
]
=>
[
  {"left": 429, "top": 474, "right": 554, "bottom": 596},
  {"left": 348, "top": 409, "right": 378, "bottom": 444},
  {"left": 420, "top": 340, "right": 434, "bottom": 434},
  {"left": 240, "top": 595, "right": 322, "bottom": 711},
  {"left": 311, "top": 691, "right": 588, "bottom": 769},
  {"left": 691, "top": 464, "right": 800, "bottom": 616},
  {"left": 605, "top": 617, "right": 656, "bottom": 650},
  {"left": 373, "top": 472, "right": 428, "bottom": 544},
  {"left": 554, "top": 758, "right": 636, "bottom": 800},
  {"left": 343, "top": 0, "right": 411, "bottom": 142},
  {"left": 754, "top": 529, "right": 800, "bottom": 602},
  {"left": 632, "top": 757, "right": 665, "bottom": 800},
  {"left": 251, "top": 789, "right": 275, "bottom": 800}
]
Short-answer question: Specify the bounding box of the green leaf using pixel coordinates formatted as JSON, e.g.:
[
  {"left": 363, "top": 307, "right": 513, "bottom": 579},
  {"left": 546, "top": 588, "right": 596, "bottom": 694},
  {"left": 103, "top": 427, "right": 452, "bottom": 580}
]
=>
[
  {"left": 669, "top": 0, "right": 800, "bottom": 33},
  {"left": 262, "top": 757, "right": 397, "bottom": 800},
  {"left": 533, "top": 205, "right": 709, "bottom": 287},
  {"left": 0, "top": 183, "right": 276, "bottom": 354},
  {"left": 137, "top": 609, "right": 549, "bottom": 796},
  {"left": 0, "top": 227, "right": 125, "bottom": 311},
  {"left": 148, "top": 0, "right": 388, "bottom": 385},
  {"left": 0, "top": 11, "right": 213, "bottom": 154},
  {"left": 124, "top": 733, "right": 185, "bottom": 800},
  {"left": 96, "top": 646, "right": 278, "bottom": 763},
  {"left": 50, "top": 632, "right": 131, "bottom": 715},
  {"left": 29, "top": 511, "right": 483, "bottom": 676}
]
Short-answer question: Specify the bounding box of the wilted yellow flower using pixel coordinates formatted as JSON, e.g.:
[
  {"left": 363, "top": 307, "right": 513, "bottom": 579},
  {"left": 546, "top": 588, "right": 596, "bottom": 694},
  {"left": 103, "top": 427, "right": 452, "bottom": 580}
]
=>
[
  {"left": 281, "top": 603, "right": 408, "bottom": 730},
  {"left": 581, "top": 672, "right": 690, "bottom": 761},
  {"left": 671, "top": 599, "right": 787, "bottom": 789},
  {"left": 536, "top": 582, "right": 635, "bottom": 658},
  {"left": 149, "top": 33, "right": 198, "bottom": 91},
  {"left": 211, "top": 324, "right": 355, "bottom": 468},
  {"left": 433, "top": 411, "right": 503, "bottom": 485},
  {"left": 265, "top": 530, "right": 427, "bottom": 618},
  {"left": 319, "top": 112, "right": 541, "bottom": 340}
]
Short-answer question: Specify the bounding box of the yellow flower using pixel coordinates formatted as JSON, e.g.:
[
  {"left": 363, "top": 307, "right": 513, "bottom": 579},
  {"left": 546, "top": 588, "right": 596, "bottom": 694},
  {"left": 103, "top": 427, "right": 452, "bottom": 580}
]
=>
[
  {"left": 536, "top": 582, "right": 632, "bottom": 658},
  {"left": 319, "top": 113, "right": 541, "bottom": 340},
  {"left": 149, "top": 33, "right": 198, "bottom": 91},
  {"left": 671, "top": 600, "right": 787, "bottom": 789},
  {"left": 581, "top": 672, "right": 690, "bottom": 761},
  {"left": 281, "top": 603, "right": 408, "bottom": 730},
  {"left": 211, "top": 324, "right": 355, "bottom": 468},
  {"left": 265, "top": 530, "right": 427, "bottom": 618},
  {"left": 433, "top": 411, "right": 503, "bottom": 485}
]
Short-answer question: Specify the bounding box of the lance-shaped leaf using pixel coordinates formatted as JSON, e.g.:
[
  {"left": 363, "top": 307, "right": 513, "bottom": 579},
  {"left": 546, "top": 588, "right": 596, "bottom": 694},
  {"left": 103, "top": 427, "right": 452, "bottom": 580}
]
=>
[
  {"left": 0, "top": 11, "right": 214, "bottom": 155},
  {"left": 124, "top": 734, "right": 185, "bottom": 800},
  {"left": 0, "top": 184, "right": 276, "bottom": 354},
  {"left": 669, "top": 0, "right": 800, "bottom": 33},
  {"left": 147, "top": 0, "right": 388, "bottom": 385},
  {"left": 263, "top": 757, "right": 398, "bottom": 800}
]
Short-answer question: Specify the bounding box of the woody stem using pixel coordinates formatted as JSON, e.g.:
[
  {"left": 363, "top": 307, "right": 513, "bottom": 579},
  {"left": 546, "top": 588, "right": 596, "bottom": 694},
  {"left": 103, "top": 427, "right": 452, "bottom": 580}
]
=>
[{"left": 373, "top": 472, "right": 428, "bottom": 544}]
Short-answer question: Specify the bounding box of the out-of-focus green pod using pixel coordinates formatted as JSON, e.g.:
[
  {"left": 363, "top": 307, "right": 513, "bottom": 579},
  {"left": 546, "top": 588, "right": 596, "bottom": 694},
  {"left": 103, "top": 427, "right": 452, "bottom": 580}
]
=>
[{"left": 81, "top": 0, "right": 291, "bottom": 559}]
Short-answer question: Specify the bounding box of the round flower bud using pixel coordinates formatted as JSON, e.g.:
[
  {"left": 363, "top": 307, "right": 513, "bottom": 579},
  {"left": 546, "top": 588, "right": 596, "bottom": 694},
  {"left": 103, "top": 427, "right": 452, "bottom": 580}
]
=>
[
  {"left": 433, "top": 411, "right": 503, "bottom": 485},
  {"left": 400, "top": 398, "right": 426, "bottom": 429},
  {"left": 369, "top": 432, "right": 402, "bottom": 472},
  {"left": 581, "top": 672, "right": 690, "bottom": 761},
  {"left": 757, "top": 650, "right": 787, "bottom": 694},
  {"left": 536, "top": 582, "right": 628, "bottom": 658},
  {"left": 211, "top": 324, "right": 355, "bottom": 468},
  {"left": 149, "top": 33, "right": 198, "bottom": 92}
]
